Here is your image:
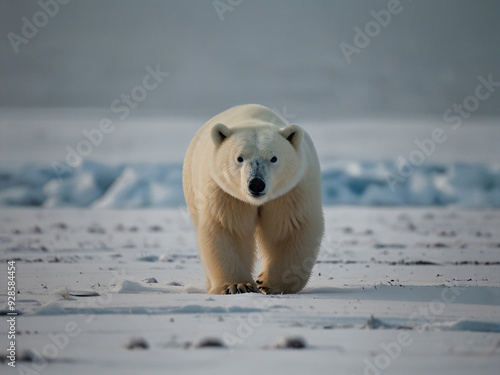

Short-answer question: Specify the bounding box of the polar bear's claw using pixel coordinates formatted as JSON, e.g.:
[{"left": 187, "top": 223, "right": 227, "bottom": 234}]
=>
[
  {"left": 258, "top": 286, "right": 270, "bottom": 294},
  {"left": 224, "top": 283, "right": 258, "bottom": 295},
  {"left": 256, "top": 274, "right": 270, "bottom": 294}
]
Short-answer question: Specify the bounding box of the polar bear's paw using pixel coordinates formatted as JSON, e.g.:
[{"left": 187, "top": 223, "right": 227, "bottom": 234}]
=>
[
  {"left": 223, "top": 283, "right": 259, "bottom": 295},
  {"left": 256, "top": 273, "right": 281, "bottom": 295},
  {"left": 256, "top": 271, "right": 302, "bottom": 295}
]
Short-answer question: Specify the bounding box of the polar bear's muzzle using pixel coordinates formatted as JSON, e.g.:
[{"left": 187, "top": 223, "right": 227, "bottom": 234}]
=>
[
  {"left": 246, "top": 157, "right": 270, "bottom": 198},
  {"left": 248, "top": 178, "right": 266, "bottom": 197}
]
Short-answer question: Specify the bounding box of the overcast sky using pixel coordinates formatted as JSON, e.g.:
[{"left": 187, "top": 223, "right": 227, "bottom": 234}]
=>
[{"left": 1, "top": 0, "right": 499, "bottom": 120}]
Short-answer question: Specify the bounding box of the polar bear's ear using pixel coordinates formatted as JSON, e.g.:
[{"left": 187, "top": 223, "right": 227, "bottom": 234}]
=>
[
  {"left": 279, "top": 124, "right": 303, "bottom": 150},
  {"left": 211, "top": 123, "right": 232, "bottom": 146}
]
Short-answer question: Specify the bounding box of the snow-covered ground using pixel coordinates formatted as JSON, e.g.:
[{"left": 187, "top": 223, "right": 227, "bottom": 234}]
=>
[
  {"left": 1, "top": 207, "right": 499, "bottom": 374},
  {"left": 1, "top": 111, "right": 499, "bottom": 374}
]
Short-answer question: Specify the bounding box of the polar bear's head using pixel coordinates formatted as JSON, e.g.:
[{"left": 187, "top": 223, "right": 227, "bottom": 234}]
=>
[{"left": 210, "top": 123, "right": 307, "bottom": 205}]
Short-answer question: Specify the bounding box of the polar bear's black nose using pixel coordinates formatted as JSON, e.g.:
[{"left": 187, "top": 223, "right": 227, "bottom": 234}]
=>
[{"left": 249, "top": 178, "right": 266, "bottom": 196}]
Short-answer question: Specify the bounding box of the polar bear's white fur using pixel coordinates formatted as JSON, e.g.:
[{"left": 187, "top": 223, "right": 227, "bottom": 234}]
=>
[{"left": 182, "top": 104, "right": 324, "bottom": 294}]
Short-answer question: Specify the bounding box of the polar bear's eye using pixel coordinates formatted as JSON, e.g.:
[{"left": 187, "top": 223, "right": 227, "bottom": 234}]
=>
[
  {"left": 270, "top": 156, "right": 278, "bottom": 163},
  {"left": 237, "top": 156, "right": 244, "bottom": 163}
]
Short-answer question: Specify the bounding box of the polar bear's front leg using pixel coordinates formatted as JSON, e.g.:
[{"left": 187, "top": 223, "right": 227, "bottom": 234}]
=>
[
  {"left": 255, "top": 226, "right": 321, "bottom": 294},
  {"left": 255, "top": 187, "right": 324, "bottom": 294},
  {"left": 197, "top": 219, "right": 258, "bottom": 294}
]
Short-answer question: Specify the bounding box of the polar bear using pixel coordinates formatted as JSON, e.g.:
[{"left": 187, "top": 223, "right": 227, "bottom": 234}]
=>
[{"left": 182, "top": 104, "right": 324, "bottom": 294}]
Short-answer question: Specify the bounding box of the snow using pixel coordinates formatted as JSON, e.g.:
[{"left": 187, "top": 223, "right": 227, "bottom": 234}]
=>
[
  {"left": 1, "top": 110, "right": 499, "bottom": 209},
  {"left": 1, "top": 159, "right": 499, "bottom": 209},
  {"left": 0, "top": 111, "right": 499, "bottom": 374},
  {"left": 1, "top": 207, "right": 499, "bottom": 374},
  {"left": 2, "top": 0, "right": 500, "bottom": 371}
]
